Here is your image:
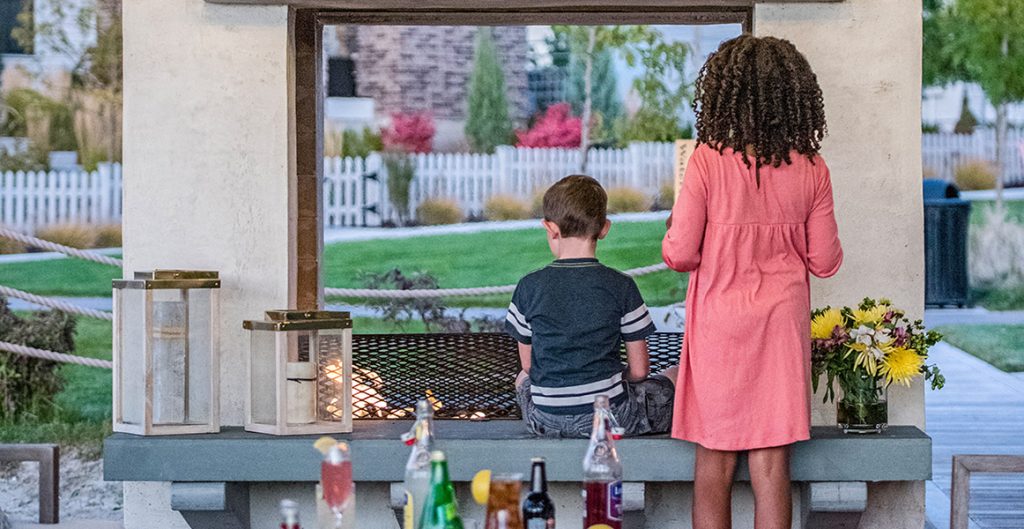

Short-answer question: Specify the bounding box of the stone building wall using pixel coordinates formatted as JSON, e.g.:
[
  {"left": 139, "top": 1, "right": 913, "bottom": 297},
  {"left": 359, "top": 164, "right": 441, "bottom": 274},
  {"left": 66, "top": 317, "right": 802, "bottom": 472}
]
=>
[{"left": 353, "top": 25, "right": 529, "bottom": 122}]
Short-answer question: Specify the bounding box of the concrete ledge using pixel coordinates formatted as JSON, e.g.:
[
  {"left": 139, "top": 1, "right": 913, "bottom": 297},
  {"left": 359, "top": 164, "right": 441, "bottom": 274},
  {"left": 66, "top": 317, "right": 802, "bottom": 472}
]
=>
[{"left": 104, "top": 422, "right": 930, "bottom": 483}]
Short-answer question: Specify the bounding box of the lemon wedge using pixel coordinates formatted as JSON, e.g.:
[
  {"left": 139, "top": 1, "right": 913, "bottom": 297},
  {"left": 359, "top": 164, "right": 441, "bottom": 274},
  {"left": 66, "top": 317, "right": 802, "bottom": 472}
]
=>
[
  {"left": 313, "top": 436, "right": 338, "bottom": 455},
  {"left": 471, "top": 469, "right": 492, "bottom": 505}
]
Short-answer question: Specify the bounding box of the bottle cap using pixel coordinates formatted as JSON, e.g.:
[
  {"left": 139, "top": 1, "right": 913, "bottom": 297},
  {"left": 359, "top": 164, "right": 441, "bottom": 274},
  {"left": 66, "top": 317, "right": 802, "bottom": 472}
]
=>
[
  {"left": 431, "top": 450, "right": 446, "bottom": 462},
  {"left": 531, "top": 456, "right": 545, "bottom": 463}
]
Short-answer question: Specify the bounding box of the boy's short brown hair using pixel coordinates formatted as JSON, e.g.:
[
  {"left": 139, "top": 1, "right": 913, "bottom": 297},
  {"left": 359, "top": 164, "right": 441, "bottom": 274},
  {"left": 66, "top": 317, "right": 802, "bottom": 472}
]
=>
[{"left": 542, "top": 175, "right": 607, "bottom": 239}]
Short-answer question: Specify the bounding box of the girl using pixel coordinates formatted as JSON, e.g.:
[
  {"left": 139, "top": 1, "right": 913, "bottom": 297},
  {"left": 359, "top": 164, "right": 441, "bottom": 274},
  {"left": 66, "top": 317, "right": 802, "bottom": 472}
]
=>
[{"left": 662, "top": 35, "right": 843, "bottom": 529}]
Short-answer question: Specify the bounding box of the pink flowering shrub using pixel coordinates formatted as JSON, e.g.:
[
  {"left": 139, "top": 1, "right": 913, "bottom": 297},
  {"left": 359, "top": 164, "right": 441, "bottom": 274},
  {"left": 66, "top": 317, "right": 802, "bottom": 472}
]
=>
[
  {"left": 515, "top": 103, "right": 581, "bottom": 148},
  {"left": 383, "top": 112, "right": 436, "bottom": 153}
]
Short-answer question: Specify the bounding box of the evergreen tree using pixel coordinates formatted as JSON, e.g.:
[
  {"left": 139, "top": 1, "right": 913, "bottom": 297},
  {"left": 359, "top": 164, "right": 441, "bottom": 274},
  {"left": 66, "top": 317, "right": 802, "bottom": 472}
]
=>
[
  {"left": 465, "top": 27, "right": 513, "bottom": 154},
  {"left": 953, "top": 94, "right": 977, "bottom": 135}
]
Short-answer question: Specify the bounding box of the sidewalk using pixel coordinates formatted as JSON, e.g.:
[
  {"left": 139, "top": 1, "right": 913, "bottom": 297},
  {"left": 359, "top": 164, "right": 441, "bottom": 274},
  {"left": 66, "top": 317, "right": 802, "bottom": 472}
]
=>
[{"left": 924, "top": 342, "right": 1024, "bottom": 529}]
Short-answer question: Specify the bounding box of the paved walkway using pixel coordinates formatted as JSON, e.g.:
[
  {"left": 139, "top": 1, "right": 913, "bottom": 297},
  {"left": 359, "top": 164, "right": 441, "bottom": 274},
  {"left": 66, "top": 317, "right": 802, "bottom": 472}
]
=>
[
  {"left": 926, "top": 308, "right": 1024, "bottom": 327},
  {"left": 924, "top": 342, "right": 1024, "bottom": 529}
]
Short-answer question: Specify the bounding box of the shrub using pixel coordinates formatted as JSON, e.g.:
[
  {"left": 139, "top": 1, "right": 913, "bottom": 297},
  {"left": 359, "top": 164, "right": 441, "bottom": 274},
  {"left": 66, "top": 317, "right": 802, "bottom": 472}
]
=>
[
  {"left": 483, "top": 195, "right": 530, "bottom": 221},
  {"left": 34, "top": 223, "right": 98, "bottom": 249},
  {"left": 606, "top": 187, "right": 652, "bottom": 213},
  {"left": 531, "top": 188, "right": 547, "bottom": 218},
  {"left": 0, "top": 238, "right": 26, "bottom": 255},
  {"left": 416, "top": 198, "right": 463, "bottom": 226},
  {"left": 516, "top": 103, "right": 581, "bottom": 148},
  {"left": 358, "top": 268, "right": 502, "bottom": 333},
  {"left": 954, "top": 160, "right": 997, "bottom": 191},
  {"left": 383, "top": 112, "right": 435, "bottom": 154},
  {"left": 654, "top": 181, "right": 676, "bottom": 211},
  {"left": 0, "top": 298, "right": 76, "bottom": 422},
  {"left": 970, "top": 205, "right": 1024, "bottom": 288},
  {"left": 93, "top": 223, "right": 122, "bottom": 248}
]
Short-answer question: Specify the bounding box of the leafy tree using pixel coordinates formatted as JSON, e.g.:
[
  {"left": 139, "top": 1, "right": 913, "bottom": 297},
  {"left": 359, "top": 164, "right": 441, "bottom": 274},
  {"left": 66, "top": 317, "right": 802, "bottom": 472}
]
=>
[
  {"left": 553, "top": 25, "right": 688, "bottom": 171},
  {"left": 928, "top": 0, "right": 1024, "bottom": 207},
  {"left": 13, "top": 0, "right": 122, "bottom": 163},
  {"left": 465, "top": 27, "right": 513, "bottom": 154},
  {"left": 568, "top": 47, "right": 622, "bottom": 141}
]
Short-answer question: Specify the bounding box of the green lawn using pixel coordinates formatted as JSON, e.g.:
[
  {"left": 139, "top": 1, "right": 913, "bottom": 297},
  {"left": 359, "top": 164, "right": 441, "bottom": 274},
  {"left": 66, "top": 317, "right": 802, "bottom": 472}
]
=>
[
  {"left": 0, "top": 221, "right": 686, "bottom": 307},
  {"left": 969, "top": 200, "right": 1024, "bottom": 226},
  {"left": 935, "top": 324, "right": 1024, "bottom": 373}
]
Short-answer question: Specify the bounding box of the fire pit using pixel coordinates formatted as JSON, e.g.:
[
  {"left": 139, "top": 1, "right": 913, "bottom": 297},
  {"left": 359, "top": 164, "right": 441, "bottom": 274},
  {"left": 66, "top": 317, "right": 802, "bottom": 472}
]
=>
[{"left": 349, "top": 332, "right": 684, "bottom": 420}]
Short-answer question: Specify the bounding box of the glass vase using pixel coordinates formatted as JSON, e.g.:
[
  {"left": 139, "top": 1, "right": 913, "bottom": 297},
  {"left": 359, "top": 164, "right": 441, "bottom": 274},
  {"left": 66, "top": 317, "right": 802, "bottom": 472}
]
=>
[{"left": 836, "top": 374, "right": 888, "bottom": 434}]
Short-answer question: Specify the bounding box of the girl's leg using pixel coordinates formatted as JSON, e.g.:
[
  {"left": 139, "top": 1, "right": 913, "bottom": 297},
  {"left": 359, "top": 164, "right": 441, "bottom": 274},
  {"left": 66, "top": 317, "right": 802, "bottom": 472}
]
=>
[
  {"left": 748, "top": 445, "right": 792, "bottom": 529},
  {"left": 693, "top": 444, "right": 738, "bottom": 529}
]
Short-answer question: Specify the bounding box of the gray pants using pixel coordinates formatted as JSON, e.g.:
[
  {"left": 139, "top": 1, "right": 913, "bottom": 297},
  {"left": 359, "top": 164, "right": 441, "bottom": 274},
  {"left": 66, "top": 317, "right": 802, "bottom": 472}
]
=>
[{"left": 516, "top": 375, "right": 675, "bottom": 438}]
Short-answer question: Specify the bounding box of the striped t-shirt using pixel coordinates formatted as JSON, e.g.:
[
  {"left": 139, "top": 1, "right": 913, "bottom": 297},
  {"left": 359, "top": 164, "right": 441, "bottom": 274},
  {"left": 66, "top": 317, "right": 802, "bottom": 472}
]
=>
[{"left": 504, "top": 258, "right": 657, "bottom": 414}]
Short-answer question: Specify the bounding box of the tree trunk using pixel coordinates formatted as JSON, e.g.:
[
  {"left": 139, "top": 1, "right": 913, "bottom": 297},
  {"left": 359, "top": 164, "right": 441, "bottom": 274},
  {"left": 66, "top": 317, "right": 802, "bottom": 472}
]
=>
[
  {"left": 994, "top": 102, "right": 1007, "bottom": 211},
  {"left": 578, "top": 27, "right": 596, "bottom": 174}
]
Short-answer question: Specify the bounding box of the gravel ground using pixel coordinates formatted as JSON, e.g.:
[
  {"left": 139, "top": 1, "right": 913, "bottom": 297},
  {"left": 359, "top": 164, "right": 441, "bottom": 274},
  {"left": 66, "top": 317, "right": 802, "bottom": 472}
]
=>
[{"left": 0, "top": 449, "right": 121, "bottom": 523}]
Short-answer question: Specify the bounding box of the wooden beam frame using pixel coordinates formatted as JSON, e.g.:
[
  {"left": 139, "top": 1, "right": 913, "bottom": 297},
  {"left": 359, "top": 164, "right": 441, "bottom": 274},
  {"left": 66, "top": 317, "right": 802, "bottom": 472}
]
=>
[
  {"left": 286, "top": 3, "right": 771, "bottom": 308},
  {"left": 950, "top": 455, "right": 1024, "bottom": 529},
  {"left": 212, "top": 0, "right": 839, "bottom": 7}
]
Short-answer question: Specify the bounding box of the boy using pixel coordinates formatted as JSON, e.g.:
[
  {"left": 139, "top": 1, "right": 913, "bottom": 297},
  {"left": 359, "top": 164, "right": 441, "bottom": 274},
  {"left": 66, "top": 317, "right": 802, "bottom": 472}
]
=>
[{"left": 505, "top": 175, "right": 675, "bottom": 438}]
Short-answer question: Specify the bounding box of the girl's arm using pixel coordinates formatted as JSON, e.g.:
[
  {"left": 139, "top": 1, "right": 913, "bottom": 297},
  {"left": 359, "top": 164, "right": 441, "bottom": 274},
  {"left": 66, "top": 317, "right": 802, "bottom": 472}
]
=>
[
  {"left": 624, "top": 340, "right": 651, "bottom": 382},
  {"left": 806, "top": 162, "right": 843, "bottom": 278},
  {"left": 662, "top": 150, "right": 708, "bottom": 272}
]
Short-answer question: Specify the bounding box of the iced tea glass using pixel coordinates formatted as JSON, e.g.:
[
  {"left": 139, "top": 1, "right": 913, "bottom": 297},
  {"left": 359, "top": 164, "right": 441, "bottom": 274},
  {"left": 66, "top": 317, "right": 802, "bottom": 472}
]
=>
[{"left": 484, "top": 473, "right": 523, "bottom": 529}]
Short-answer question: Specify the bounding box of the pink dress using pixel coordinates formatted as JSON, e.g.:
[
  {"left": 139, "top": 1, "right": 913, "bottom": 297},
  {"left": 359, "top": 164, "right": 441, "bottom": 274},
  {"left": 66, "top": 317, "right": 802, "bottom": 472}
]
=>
[{"left": 662, "top": 144, "right": 843, "bottom": 451}]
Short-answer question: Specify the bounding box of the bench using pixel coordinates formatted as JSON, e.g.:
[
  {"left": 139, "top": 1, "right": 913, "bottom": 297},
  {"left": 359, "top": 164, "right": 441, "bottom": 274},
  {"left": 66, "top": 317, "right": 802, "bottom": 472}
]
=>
[
  {"left": 0, "top": 444, "right": 59, "bottom": 524},
  {"left": 103, "top": 332, "right": 932, "bottom": 529}
]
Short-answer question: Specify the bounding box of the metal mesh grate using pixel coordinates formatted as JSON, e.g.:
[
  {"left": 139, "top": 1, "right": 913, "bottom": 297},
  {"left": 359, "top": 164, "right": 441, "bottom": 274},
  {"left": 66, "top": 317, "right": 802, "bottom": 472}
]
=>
[{"left": 351, "top": 332, "right": 682, "bottom": 420}]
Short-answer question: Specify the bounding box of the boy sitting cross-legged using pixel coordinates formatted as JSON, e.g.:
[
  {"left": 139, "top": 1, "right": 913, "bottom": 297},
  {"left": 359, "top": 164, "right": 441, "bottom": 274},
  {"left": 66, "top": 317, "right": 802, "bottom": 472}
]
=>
[{"left": 505, "top": 174, "right": 676, "bottom": 438}]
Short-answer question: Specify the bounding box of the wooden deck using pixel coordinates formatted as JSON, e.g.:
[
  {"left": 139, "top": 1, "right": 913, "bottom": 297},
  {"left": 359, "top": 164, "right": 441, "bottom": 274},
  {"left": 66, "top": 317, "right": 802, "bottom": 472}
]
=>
[{"left": 926, "top": 342, "right": 1024, "bottom": 529}]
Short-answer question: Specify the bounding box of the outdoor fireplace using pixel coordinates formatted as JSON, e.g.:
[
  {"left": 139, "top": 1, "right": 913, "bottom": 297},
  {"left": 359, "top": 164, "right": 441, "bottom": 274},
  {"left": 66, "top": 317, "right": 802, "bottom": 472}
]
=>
[
  {"left": 112, "top": 270, "right": 221, "bottom": 435},
  {"left": 243, "top": 310, "right": 354, "bottom": 435}
]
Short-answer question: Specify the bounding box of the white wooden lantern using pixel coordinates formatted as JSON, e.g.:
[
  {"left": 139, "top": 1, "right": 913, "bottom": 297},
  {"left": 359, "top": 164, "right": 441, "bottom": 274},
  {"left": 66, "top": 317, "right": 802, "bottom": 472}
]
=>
[
  {"left": 112, "top": 270, "right": 221, "bottom": 435},
  {"left": 242, "top": 310, "right": 353, "bottom": 435}
]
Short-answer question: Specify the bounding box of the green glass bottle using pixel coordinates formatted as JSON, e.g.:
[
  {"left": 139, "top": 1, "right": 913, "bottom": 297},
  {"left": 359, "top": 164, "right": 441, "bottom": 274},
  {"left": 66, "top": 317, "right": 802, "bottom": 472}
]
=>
[{"left": 417, "top": 451, "right": 464, "bottom": 529}]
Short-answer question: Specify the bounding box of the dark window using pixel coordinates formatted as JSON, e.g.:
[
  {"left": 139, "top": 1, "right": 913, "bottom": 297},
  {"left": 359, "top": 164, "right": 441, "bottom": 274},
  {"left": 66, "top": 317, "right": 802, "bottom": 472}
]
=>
[
  {"left": 0, "top": 0, "right": 31, "bottom": 55},
  {"left": 327, "top": 57, "right": 356, "bottom": 97}
]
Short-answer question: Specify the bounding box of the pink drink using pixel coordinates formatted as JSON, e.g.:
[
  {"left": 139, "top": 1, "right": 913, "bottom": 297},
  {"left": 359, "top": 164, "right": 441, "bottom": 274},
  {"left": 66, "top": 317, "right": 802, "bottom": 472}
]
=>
[{"left": 321, "top": 459, "right": 353, "bottom": 511}]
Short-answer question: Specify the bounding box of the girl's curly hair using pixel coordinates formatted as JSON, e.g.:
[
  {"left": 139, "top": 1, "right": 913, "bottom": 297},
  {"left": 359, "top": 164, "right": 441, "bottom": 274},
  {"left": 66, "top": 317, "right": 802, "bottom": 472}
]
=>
[{"left": 693, "top": 34, "right": 827, "bottom": 169}]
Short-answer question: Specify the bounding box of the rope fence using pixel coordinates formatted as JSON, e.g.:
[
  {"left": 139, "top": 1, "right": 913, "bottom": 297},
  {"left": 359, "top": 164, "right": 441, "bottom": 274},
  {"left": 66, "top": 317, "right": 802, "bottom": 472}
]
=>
[
  {"left": 0, "top": 226, "right": 123, "bottom": 267},
  {"left": 0, "top": 341, "right": 112, "bottom": 369},
  {"left": 324, "top": 262, "right": 670, "bottom": 298},
  {"left": 0, "top": 285, "right": 114, "bottom": 321}
]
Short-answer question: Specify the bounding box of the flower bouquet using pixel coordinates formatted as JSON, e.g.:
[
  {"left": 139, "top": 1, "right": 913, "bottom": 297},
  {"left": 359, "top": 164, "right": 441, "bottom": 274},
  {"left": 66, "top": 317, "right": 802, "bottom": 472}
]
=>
[{"left": 811, "top": 298, "right": 945, "bottom": 433}]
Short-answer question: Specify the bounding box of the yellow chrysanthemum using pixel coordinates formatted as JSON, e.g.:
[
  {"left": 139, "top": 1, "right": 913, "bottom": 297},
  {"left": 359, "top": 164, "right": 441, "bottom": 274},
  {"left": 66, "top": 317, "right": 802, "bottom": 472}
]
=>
[
  {"left": 852, "top": 305, "right": 889, "bottom": 326},
  {"left": 811, "top": 308, "right": 844, "bottom": 339},
  {"left": 881, "top": 347, "right": 924, "bottom": 386}
]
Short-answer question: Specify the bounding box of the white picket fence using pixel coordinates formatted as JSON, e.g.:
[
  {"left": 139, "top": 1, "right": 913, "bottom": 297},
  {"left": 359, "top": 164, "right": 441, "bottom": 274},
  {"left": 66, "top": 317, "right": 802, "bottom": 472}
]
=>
[
  {"left": 324, "top": 142, "right": 677, "bottom": 227},
  {"left": 0, "top": 163, "right": 122, "bottom": 233},
  {"left": 923, "top": 130, "right": 1024, "bottom": 187}
]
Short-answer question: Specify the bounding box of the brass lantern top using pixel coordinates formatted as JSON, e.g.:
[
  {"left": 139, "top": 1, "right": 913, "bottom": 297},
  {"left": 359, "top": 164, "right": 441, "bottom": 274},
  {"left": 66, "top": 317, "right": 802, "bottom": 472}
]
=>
[
  {"left": 113, "top": 270, "right": 221, "bottom": 290},
  {"left": 242, "top": 310, "right": 353, "bottom": 331}
]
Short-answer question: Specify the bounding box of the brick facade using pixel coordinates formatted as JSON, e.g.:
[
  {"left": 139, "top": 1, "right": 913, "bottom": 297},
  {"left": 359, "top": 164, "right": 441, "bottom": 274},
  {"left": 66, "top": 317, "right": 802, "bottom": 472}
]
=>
[{"left": 353, "top": 26, "right": 529, "bottom": 122}]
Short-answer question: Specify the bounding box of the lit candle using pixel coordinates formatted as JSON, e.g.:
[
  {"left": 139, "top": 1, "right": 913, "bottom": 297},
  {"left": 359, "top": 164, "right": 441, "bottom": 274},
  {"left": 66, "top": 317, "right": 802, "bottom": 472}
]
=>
[{"left": 286, "top": 362, "right": 316, "bottom": 424}]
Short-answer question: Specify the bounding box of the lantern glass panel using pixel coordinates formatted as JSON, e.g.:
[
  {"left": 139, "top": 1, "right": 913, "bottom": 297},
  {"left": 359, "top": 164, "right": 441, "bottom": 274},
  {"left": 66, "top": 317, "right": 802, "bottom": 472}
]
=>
[
  {"left": 185, "top": 288, "right": 213, "bottom": 424},
  {"left": 249, "top": 330, "right": 278, "bottom": 426},
  {"left": 318, "top": 330, "right": 347, "bottom": 422},
  {"left": 150, "top": 289, "right": 188, "bottom": 425},
  {"left": 286, "top": 330, "right": 318, "bottom": 426},
  {"left": 117, "top": 288, "right": 146, "bottom": 426}
]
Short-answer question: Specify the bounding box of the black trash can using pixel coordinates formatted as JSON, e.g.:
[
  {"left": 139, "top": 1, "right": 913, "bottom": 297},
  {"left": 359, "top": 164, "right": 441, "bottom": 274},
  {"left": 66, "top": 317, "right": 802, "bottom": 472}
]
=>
[{"left": 923, "top": 179, "right": 971, "bottom": 307}]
